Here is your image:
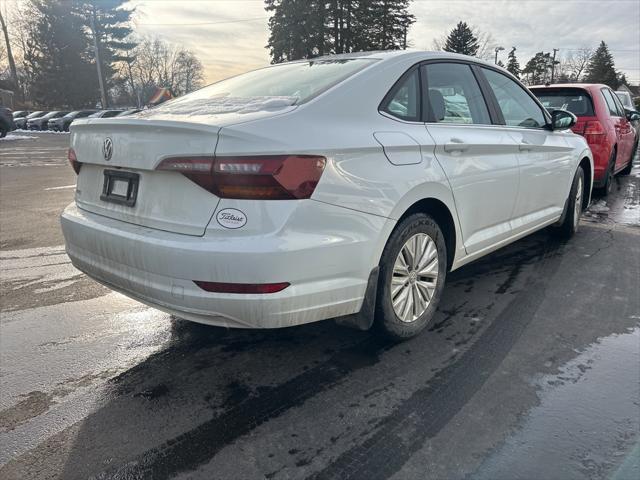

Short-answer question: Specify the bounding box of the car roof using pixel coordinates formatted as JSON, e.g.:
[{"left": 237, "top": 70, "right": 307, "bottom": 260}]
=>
[
  {"left": 282, "top": 49, "right": 499, "bottom": 69},
  {"left": 530, "top": 83, "right": 609, "bottom": 91}
]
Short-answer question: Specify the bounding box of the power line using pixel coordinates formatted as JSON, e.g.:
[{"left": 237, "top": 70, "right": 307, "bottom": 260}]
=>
[{"left": 136, "top": 17, "right": 267, "bottom": 26}]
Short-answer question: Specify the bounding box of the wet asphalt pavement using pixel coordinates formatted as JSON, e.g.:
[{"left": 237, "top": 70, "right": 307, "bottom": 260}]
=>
[{"left": 0, "top": 132, "right": 639, "bottom": 480}]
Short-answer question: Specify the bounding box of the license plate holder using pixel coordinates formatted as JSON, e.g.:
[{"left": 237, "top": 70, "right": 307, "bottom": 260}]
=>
[{"left": 100, "top": 170, "right": 139, "bottom": 207}]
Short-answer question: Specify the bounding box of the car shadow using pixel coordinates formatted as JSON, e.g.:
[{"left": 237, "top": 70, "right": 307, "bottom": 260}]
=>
[{"left": 46, "top": 230, "right": 566, "bottom": 480}]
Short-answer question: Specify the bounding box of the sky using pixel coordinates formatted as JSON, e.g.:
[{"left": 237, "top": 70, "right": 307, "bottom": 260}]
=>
[{"left": 118, "top": 0, "right": 638, "bottom": 86}]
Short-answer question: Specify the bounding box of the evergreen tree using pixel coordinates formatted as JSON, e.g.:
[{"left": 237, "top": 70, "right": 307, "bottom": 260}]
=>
[
  {"left": 265, "top": 0, "right": 415, "bottom": 63},
  {"left": 74, "top": 0, "right": 136, "bottom": 106},
  {"left": 584, "top": 41, "right": 619, "bottom": 89},
  {"left": 506, "top": 47, "right": 520, "bottom": 78},
  {"left": 443, "top": 21, "right": 479, "bottom": 57},
  {"left": 522, "top": 52, "right": 553, "bottom": 85},
  {"left": 23, "top": 0, "right": 97, "bottom": 107}
]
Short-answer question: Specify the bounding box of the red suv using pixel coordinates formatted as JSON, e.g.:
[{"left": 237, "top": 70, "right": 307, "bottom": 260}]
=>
[{"left": 531, "top": 84, "right": 638, "bottom": 195}]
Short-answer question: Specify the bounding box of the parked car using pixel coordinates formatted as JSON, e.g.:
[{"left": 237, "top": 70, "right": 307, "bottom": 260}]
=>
[
  {"left": 0, "top": 106, "right": 15, "bottom": 138},
  {"left": 27, "top": 111, "right": 69, "bottom": 130},
  {"left": 15, "top": 111, "right": 46, "bottom": 130},
  {"left": 615, "top": 91, "right": 640, "bottom": 141},
  {"left": 116, "top": 109, "right": 141, "bottom": 116},
  {"left": 12, "top": 110, "right": 30, "bottom": 120},
  {"left": 532, "top": 84, "right": 637, "bottom": 195},
  {"left": 61, "top": 51, "right": 593, "bottom": 340},
  {"left": 48, "top": 110, "right": 97, "bottom": 132},
  {"left": 89, "top": 110, "right": 123, "bottom": 119}
]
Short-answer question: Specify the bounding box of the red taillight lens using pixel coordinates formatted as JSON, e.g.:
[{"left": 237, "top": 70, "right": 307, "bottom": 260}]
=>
[
  {"left": 583, "top": 121, "right": 605, "bottom": 135},
  {"left": 193, "top": 281, "right": 290, "bottom": 294},
  {"left": 156, "top": 155, "right": 326, "bottom": 200},
  {"left": 67, "top": 148, "right": 81, "bottom": 174}
]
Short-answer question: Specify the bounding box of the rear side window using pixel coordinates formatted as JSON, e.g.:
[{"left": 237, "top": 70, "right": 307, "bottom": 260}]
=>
[
  {"left": 381, "top": 69, "right": 421, "bottom": 121},
  {"left": 532, "top": 88, "right": 595, "bottom": 117},
  {"left": 482, "top": 68, "right": 546, "bottom": 128},
  {"left": 423, "top": 63, "right": 491, "bottom": 125},
  {"left": 601, "top": 89, "right": 622, "bottom": 117}
]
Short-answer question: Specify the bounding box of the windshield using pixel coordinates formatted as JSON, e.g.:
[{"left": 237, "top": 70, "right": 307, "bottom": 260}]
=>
[
  {"left": 163, "top": 58, "right": 376, "bottom": 109},
  {"left": 63, "top": 111, "right": 80, "bottom": 118},
  {"left": 615, "top": 91, "right": 633, "bottom": 109},
  {"left": 532, "top": 88, "right": 595, "bottom": 117},
  {"left": 26, "top": 111, "right": 44, "bottom": 118}
]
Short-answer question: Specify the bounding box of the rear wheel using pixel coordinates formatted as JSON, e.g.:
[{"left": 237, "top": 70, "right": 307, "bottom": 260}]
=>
[
  {"left": 0, "top": 127, "right": 6, "bottom": 138},
  {"left": 375, "top": 213, "right": 447, "bottom": 341},
  {"left": 599, "top": 149, "right": 616, "bottom": 196},
  {"left": 553, "top": 166, "right": 585, "bottom": 238}
]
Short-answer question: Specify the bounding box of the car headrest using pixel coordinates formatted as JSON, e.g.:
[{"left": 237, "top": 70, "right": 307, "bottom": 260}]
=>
[{"left": 429, "top": 89, "right": 446, "bottom": 121}]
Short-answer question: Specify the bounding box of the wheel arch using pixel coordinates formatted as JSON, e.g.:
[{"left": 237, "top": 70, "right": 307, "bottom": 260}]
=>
[{"left": 578, "top": 156, "right": 593, "bottom": 209}]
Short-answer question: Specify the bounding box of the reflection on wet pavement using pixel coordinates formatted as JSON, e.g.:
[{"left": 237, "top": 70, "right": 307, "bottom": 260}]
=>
[{"left": 474, "top": 328, "right": 640, "bottom": 480}]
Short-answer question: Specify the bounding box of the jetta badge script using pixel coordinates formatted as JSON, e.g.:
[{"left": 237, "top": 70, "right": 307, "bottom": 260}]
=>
[{"left": 103, "top": 137, "right": 113, "bottom": 161}]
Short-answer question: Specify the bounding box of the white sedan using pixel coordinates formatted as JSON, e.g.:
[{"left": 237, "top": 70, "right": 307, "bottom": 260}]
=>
[{"left": 61, "top": 51, "right": 593, "bottom": 340}]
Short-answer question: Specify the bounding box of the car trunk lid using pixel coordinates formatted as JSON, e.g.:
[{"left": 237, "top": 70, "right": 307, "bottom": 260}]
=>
[{"left": 71, "top": 119, "right": 221, "bottom": 236}]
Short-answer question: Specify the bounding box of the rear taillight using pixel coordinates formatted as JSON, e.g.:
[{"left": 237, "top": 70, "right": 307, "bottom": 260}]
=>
[
  {"left": 583, "top": 121, "right": 605, "bottom": 136},
  {"left": 157, "top": 155, "right": 326, "bottom": 200},
  {"left": 193, "top": 281, "right": 290, "bottom": 294},
  {"left": 67, "top": 148, "right": 81, "bottom": 174}
]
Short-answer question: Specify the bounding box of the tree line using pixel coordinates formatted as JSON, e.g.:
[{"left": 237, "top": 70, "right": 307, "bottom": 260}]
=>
[
  {"left": 265, "top": 2, "right": 631, "bottom": 90},
  {"left": 0, "top": 0, "right": 205, "bottom": 109},
  {"left": 1, "top": 0, "right": 633, "bottom": 109}
]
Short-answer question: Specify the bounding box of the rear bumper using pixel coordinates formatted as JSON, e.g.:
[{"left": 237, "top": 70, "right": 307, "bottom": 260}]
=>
[{"left": 61, "top": 202, "right": 390, "bottom": 328}]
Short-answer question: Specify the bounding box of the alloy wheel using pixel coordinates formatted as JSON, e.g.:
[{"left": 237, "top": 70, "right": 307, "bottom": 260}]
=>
[{"left": 390, "top": 233, "right": 439, "bottom": 323}]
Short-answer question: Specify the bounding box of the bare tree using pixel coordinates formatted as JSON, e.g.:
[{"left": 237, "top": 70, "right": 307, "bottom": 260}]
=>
[
  {"left": 564, "top": 48, "right": 593, "bottom": 82},
  {"left": 118, "top": 36, "right": 204, "bottom": 106}
]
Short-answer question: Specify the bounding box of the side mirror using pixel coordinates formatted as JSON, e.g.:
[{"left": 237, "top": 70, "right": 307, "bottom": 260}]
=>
[
  {"left": 550, "top": 109, "right": 577, "bottom": 130},
  {"left": 625, "top": 108, "right": 640, "bottom": 122}
]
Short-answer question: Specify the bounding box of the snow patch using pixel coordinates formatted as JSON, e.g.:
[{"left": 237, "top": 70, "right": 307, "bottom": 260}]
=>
[
  {"left": 588, "top": 200, "right": 610, "bottom": 213},
  {"left": 0, "top": 134, "right": 36, "bottom": 141}
]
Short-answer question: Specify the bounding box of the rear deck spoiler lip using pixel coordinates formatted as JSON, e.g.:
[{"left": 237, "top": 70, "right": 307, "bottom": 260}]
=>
[{"left": 70, "top": 117, "right": 222, "bottom": 135}]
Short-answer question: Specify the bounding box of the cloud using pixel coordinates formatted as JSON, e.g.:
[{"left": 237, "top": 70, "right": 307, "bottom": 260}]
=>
[{"left": 128, "top": 0, "right": 640, "bottom": 83}]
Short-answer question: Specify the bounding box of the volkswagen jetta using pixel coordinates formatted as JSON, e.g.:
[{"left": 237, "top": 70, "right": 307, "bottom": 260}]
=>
[{"left": 61, "top": 51, "right": 593, "bottom": 339}]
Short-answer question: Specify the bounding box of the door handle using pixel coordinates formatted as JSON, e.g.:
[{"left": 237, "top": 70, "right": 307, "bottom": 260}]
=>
[{"left": 443, "top": 139, "right": 469, "bottom": 153}]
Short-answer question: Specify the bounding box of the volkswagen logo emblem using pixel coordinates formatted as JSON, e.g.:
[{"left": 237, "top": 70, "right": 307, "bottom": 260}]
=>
[{"left": 103, "top": 137, "right": 113, "bottom": 161}]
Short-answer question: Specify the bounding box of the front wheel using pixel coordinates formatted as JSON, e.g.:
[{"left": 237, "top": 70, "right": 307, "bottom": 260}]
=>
[
  {"left": 375, "top": 213, "right": 447, "bottom": 340},
  {"left": 552, "top": 166, "right": 585, "bottom": 239}
]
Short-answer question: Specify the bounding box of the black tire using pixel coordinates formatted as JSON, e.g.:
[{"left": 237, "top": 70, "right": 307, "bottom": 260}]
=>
[
  {"left": 598, "top": 148, "right": 616, "bottom": 196},
  {"left": 374, "top": 213, "right": 448, "bottom": 341},
  {"left": 552, "top": 166, "right": 585, "bottom": 239},
  {"left": 0, "top": 127, "right": 6, "bottom": 138},
  {"left": 620, "top": 140, "right": 637, "bottom": 175}
]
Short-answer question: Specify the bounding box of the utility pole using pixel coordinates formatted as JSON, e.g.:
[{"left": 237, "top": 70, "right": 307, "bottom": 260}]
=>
[
  {"left": 90, "top": 5, "right": 108, "bottom": 108},
  {"left": 0, "top": 9, "right": 19, "bottom": 97},
  {"left": 494, "top": 46, "right": 504, "bottom": 64},
  {"left": 550, "top": 48, "right": 558, "bottom": 83}
]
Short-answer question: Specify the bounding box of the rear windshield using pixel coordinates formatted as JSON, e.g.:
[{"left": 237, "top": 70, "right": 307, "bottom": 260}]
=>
[
  {"left": 531, "top": 88, "right": 595, "bottom": 117},
  {"left": 165, "top": 58, "right": 376, "bottom": 107}
]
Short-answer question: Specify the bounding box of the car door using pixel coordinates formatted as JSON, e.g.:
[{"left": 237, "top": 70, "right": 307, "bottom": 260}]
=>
[
  {"left": 479, "top": 67, "right": 574, "bottom": 233},
  {"left": 422, "top": 62, "right": 520, "bottom": 254},
  {"left": 604, "top": 88, "right": 634, "bottom": 169}
]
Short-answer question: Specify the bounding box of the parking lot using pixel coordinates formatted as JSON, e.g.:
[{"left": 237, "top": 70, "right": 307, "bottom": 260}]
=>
[{"left": 1, "top": 132, "right": 639, "bottom": 479}]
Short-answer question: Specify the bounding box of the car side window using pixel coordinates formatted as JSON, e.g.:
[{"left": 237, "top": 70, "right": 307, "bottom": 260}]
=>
[
  {"left": 381, "top": 69, "right": 421, "bottom": 122},
  {"left": 610, "top": 91, "right": 626, "bottom": 117},
  {"left": 601, "top": 89, "right": 621, "bottom": 117},
  {"left": 481, "top": 68, "right": 546, "bottom": 128},
  {"left": 422, "top": 63, "right": 491, "bottom": 125}
]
